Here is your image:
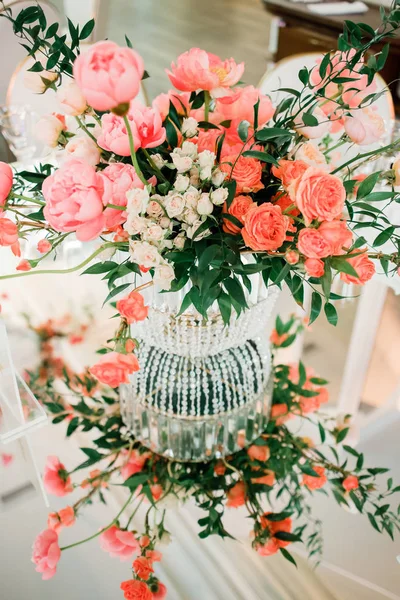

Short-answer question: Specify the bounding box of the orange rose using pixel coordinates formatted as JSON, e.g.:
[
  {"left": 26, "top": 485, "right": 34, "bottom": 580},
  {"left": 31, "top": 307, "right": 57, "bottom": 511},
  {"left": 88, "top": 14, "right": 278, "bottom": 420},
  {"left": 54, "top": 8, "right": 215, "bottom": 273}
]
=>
[
  {"left": 221, "top": 155, "right": 264, "bottom": 194},
  {"left": 343, "top": 475, "right": 359, "bottom": 491},
  {"left": 247, "top": 444, "right": 270, "bottom": 462},
  {"left": 226, "top": 481, "right": 246, "bottom": 508},
  {"left": 222, "top": 194, "right": 254, "bottom": 234},
  {"left": 297, "top": 228, "right": 332, "bottom": 258},
  {"left": 133, "top": 557, "right": 154, "bottom": 581},
  {"left": 293, "top": 167, "right": 346, "bottom": 225},
  {"left": 304, "top": 258, "right": 324, "bottom": 278},
  {"left": 251, "top": 469, "right": 275, "bottom": 486},
  {"left": 242, "top": 203, "right": 288, "bottom": 251},
  {"left": 90, "top": 351, "right": 139, "bottom": 387},
  {"left": 340, "top": 249, "right": 375, "bottom": 285},
  {"left": 302, "top": 465, "right": 327, "bottom": 490},
  {"left": 272, "top": 159, "right": 308, "bottom": 188},
  {"left": 116, "top": 291, "right": 149, "bottom": 324},
  {"left": 120, "top": 580, "right": 152, "bottom": 600},
  {"left": 318, "top": 220, "right": 352, "bottom": 255}
]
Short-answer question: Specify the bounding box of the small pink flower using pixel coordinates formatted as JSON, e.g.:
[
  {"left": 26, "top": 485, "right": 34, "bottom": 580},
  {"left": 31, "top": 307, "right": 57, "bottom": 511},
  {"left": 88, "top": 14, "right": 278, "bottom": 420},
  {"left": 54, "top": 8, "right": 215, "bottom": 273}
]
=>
[
  {"left": 221, "top": 155, "right": 264, "bottom": 195},
  {"left": 73, "top": 41, "right": 144, "bottom": 112},
  {"left": 139, "top": 535, "right": 150, "bottom": 548},
  {"left": 99, "top": 525, "right": 139, "bottom": 560},
  {"left": 47, "top": 506, "right": 76, "bottom": 533},
  {"left": 121, "top": 449, "right": 151, "bottom": 481},
  {"left": 32, "top": 529, "right": 61, "bottom": 580},
  {"left": 42, "top": 159, "right": 106, "bottom": 242},
  {"left": 90, "top": 352, "right": 139, "bottom": 387},
  {"left": 344, "top": 107, "right": 385, "bottom": 146},
  {"left": 272, "top": 159, "right": 309, "bottom": 188},
  {"left": 304, "top": 258, "right": 325, "bottom": 278},
  {"left": 152, "top": 90, "right": 191, "bottom": 120},
  {"left": 0, "top": 162, "right": 13, "bottom": 209},
  {"left": 1, "top": 453, "right": 13, "bottom": 466},
  {"left": 125, "top": 339, "right": 136, "bottom": 353},
  {"left": 247, "top": 444, "right": 270, "bottom": 462},
  {"left": 222, "top": 194, "right": 254, "bottom": 235},
  {"left": 150, "top": 483, "right": 163, "bottom": 502},
  {"left": 37, "top": 239, "right": 52, "bottom": 254},
  {"left": 43, "top": 456, "right": 73, "bottom": 497},
  {"left": 0, "top": 217, "right": 18, "bottom": 247},
  {"left": 117, "top": 291, "right": 149, "bottom": 324},
  {"left": 16, "top": 259, "right": 31, "bottom": 271},
  {"left": 226, "top": 481, "right": 246, "bottom": 508},
  {"left": 318, "top": 220, "right": 352, "bottom": 255},
  {"left": 297, "top": 228, "right": 332, "bottom": 259},
  {"left": 257, "top": 538, "right": 280, "bottom": 556},
  {"left": 166, "top": 48, "right": 244, "bottom": 93},
  {"left": 343, "top": 475, "right": 359, "bottom": 491},
  {"left": 242, "top": 203, "right": 288, "bottom": 252}
]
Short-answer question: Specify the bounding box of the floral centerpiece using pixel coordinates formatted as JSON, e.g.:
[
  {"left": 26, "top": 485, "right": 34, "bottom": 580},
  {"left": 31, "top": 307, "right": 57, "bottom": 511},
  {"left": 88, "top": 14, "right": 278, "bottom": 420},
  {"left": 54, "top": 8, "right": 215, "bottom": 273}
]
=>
[{"left": 16, "top": 312, "right": 399, "bottom": 599}]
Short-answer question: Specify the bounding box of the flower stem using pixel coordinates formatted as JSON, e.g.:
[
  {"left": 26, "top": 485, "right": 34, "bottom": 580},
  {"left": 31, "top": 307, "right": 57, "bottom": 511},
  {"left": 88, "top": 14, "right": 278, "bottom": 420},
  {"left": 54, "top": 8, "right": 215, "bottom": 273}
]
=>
[
  {"left": 142, "top": 148, "right": 168, "bottom": 183},
  {"left": 204, "top": 91, "right": 211, "bottom": 122},
  {"left": 0, "top": 242, "right": 116, "bottom": 281},
  {"left": 74, "top": 116, "right": 98, "bottom": 144},
  {"left": 122, "top": 115, "right": 148, "bottom": 187},
  {"left": 60, "top": 492, "right": 134, "bottom": 551},
  {"left": 10, "top": 193, "right": 45, "bottom": 206}
]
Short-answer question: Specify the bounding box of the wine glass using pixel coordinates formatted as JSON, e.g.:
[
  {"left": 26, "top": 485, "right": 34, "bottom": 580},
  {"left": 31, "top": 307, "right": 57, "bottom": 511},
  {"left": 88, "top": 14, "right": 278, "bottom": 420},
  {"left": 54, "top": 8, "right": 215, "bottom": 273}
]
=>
[{"left": 0, "top": 105, "right": 37, "bottom": 165}]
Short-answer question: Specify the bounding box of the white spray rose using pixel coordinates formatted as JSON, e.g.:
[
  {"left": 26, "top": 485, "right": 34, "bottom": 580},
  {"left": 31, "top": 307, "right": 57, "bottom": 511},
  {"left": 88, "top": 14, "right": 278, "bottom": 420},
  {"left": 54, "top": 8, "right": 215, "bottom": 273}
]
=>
[
  {"left": 24, "top": 67, "right": 58, "bottom": 93},
  {"left": 143, "top": 224, "right": 165, "bottom": 243},
  {"left": 211, "top": 187, "right": 228, "bottom": 206},
  {"left": 34, "top": 114, "right": 65, "bottom": 148},
  {"left": 200, "top": 165, "right": 212, "bottom": 181},
  {"left": 186, "top": 220, "right": 210, "bottom": 240},
  {"left": 154, "top": 262, "right": 175, "bottom": 290},
  {"left": 126, "top": 187, "right": 150, "bottom": 217},
  {"left": 165, "top": 192, "right": 185, "bottom": 218},
  {"left": 211, "top": 168, "right": 226, "bottom": 187},
  {"left": 184, "top": 187, "right": 201, "bottom": 208},
  {"left": 174, "top": 174, "right": 190, "bottom": 193},
  {"left": 61, "top": 135, "right": 100, "bottom": 167},
  {"left": 173, "top": 234, "right": 186, "bottom": 249},
  {"left": 197, "top": 193, "right": 214, "bottom": 215},
  {"left": 152, "top": 153, "right": 167, "bottom": 169},
  {"left": 159, "top": 216, "right": 172, "bottom": 229},
  {"left": 181, "top": 141, "right": 198, "bottom": 158},
  {"left": 181, "top": 117, "right": 198, "bottom": 138},
  {"left": 129, "top": 240, "right": 161, "bottom": 268},
  {"left": 182, "top": 207, "right": 199, "bottom": 225},
  {"left": 57, "top": 80, "right": 87, "bottom": 116},
  {"left": 189, "top": 166, "right": 200, "bottom": 187},
  {"left": 124, "top": 215, "right": 147, "bottom": 235},
  {"left": 171, "top": 152, "right": 193, "bottom": 173},
  {"left": 146, "top": 195, "right": 164, "bottom": 218},
  {"left": 198, "top": 149, "right": 216, "bottom": 168}
]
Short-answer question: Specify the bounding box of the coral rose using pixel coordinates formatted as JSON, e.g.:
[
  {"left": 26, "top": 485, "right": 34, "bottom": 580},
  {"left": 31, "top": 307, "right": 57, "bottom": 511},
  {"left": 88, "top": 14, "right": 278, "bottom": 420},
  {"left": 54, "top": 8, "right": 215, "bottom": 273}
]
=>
[
  {"left": 340, "top": 250, "right": 375, "bottom": 285},
  {"left": 57, "top": 80, "right": 87, "bottom": 116},
  {"left": 99, "top": 525, "right": 140, "bottom": 560},
  {"left": 98, "top": 102, "right": 165, "bottom": 156},
  {"left": 42, "top": 159, "right": 106, "bottom": 242},
  {"left": 166, "top": 48, "right": 244, "bottom": 93},
  {"left": 270, "top": 403, "right": 292, "bottom": 425},
  {"left": 43, "top": 456, "right": 72, "bottom": 496},
  {"left": 272, "top": 159, "right": 308, "bottom": 188},
  {"left": 90, "top": 351, "right": 139, "bottom": 387},
  {"left": 121, "top": 449, "right": 151, "bottom": 481},
  {"left": 37, "top": 239, "right": 52, "bottom": 253},
  {"left": 222, "top": 194, "right": 254, "bottom": 234},
  {"left": 343, "top": 475, "right": 359, "bottom": 491},
  {"left": 297, "top": 228, "right": 332, "bottom": 259},
  {"left": 73, "top": 41, "right": 144, "bottom": 112},
  {"left": 318, "top": 220, "right": 352, "bottom": 255},
  {"left": 293, "top": 167, "right": 345, "bottom": 225},
  {"left": 242, "top": 203, "right": 288, "bottom": 252},
  {"left": 101, "top": 163, "right": 149, "bottom": 228},
  {"left": 0, "top": 162, "right": 13, "bottom": 209},
  {"left": 344, "top": 107, "right": 385, "bottom": 146},
  {"left": 226, "top": 480, "right": 246, "bottom": 508},
  {"left": 251, "top": 469, "right": 275, "bottom": 486},
  {"left": 304, "top": 258, "right": 325, "bottom": 278},
  {"left": 117, "top": 291, "right": 149, "bottom": 324},
  {"left": 120, "top": 580, "right": 152, "bottom": 600},
  {"left": 221, "top": 155, "right": 264, "bottom": 194},
  {"left": 0, "top": 217, "right": 18, "bottom": 246},
  {"left": 257, "top": 538, "right": 280, "bottom": 556},
  {"left": 152, "top": 582, "right": 168, "bottom": 600},
  {"left": 247, "top": 444, "right": 270, "bottom": 462},
  {"left": 261, "top": 513, "right": 293, "bottom": 548},
  {"left": 47, "top": 506, "right": 76, "bottom": 533},
  {"left": 16, "top": 259, "right": 31, "bottom": 271},
  {"left": 32, "top": 529, "right": 61, "bottom": 580},
  {"left": 302, "top": 465, "right": 327, "bottom": 490},
  {"left": 133, "top": 556, "right": 154, "bottom": 580},
  {"left": 285, "top": 250, "right": 299, "bottom": 265}
]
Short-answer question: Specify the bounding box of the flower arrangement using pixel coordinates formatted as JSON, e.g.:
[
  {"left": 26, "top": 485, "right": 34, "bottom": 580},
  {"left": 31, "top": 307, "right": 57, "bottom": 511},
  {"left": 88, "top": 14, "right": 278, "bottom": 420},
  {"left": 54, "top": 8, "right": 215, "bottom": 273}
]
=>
[
  {"left": 0, "top": 3, "right": 400, "bottom": 383},
  {"left": 20, "top": 312, "right": 400, "bottom": 598}
]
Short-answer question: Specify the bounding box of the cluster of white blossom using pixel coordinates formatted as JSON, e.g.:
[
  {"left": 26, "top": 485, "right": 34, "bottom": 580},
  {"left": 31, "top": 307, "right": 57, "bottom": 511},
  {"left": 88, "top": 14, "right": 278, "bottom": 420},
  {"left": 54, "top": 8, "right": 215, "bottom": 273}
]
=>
[{"left": 125, "top": 141, "right": 228, "bottom": 290}]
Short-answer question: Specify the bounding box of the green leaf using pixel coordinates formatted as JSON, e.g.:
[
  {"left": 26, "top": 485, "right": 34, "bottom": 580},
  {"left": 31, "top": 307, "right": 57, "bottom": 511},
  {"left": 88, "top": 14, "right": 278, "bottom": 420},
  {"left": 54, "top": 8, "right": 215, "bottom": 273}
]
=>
[
  {"left": 242, "top": 150, "right": 278, "bottom": 165},
  {"left": 299, "top": 67, "right": 309, "bottom": 86},
  {"left": 198, "top": 245, "right": 220, "bottom": 272},
  {"left": 309, "top": 292, "right": 322, "bottom": 325},
  {"left": 223, "top": 277, "right": 247, "bottom": 313},
  {"left": 318, "top": 422, "right": 326, "bottom": 443},
  {"left": 256, "top": 127, "right": 293, "bottom": 142},
  {"left": 217, "top": 293, "right": 232, "bottom": 324},
  {"left": 336, "top": 427, "right": 349, "bottom": 443},
  {"left": 238, "top": 120, "right": 250, "bottom": 142},
  {"left": 83, "top": 261, "right": 118, "bottom": 275},
  {"left": 324, "top": 302, "right": 338, "bottom": 326},
  {"left": 280, "top": 548, "right": 297, "bottom": 567},
  {"left": 125, "top": 34, "right": 133, "bottom": 48},
  {"left": 367, "top": 512, "right": 381, "bottom": 533},
  {"left": 103, "top": 283, "right": 131, "bottom": 306},
  {"left": 302, "top": 112, "right": 319, "bottom": 127},
  {"left": 373, "top": 226, "right": 395, "bottom": 247},
  {"left": 66, "top": 416, "right": 79, "bottom": 437},
  {"left": 225, "top": 180, "right": 237, "bottom": 209},
  {"left": 330, "top": 257, "right": 359, "bottom": 278},
  {"left": 80, "top": 18, "right": 95, "bottom": 40},
  {"left": 274, "top": 531, "right": 301, "bottom": 542},
  {"left": 356, "top": 172, "right": 380, "bottom": 199}
]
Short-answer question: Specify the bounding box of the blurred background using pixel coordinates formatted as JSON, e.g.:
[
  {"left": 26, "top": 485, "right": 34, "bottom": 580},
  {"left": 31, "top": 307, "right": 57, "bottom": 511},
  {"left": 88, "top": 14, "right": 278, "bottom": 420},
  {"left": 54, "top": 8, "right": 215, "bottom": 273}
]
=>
[{"left": 1, "top": 1, "right": 400, "bottom": 599}]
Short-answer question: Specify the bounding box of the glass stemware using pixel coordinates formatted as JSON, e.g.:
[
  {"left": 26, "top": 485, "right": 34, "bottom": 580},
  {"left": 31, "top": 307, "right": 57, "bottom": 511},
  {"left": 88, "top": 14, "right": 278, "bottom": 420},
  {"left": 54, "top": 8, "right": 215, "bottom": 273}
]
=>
[{"left": 0, "top": 105, "right": 37, "bottom": 165}]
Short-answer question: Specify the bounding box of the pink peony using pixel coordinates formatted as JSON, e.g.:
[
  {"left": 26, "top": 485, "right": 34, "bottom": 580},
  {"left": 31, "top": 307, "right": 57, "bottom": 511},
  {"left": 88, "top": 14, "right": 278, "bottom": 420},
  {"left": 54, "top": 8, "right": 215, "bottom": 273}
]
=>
[
  {"left": 116, "top": 291, "right": 149, "bottom": 324},
  {"left": 152, "top": 90, "right": 191, "bottom": 121},
  {"left": 216, "top": 85, "right": 274, "bottom": 125},
  {"left": 99, "top": 525, "right": 140, "bottom": 560},
  {"left": 242, "top": 203, "right": 288, "bottom": 252},
  {"left": 42, "top": 159, "right": 106, "bottom": 241},
  {"left": 166, "top": 48, "right": 244, "bottom": 93},
  {"left": 293, "top": 167, "right": 346, "bottom": 225},
  {"left": 62, "top": 136, "right": 100, "bottom": 168},
  {"left": 304, "top": 258, "right": 325, "bottom": 278},
  {"left": 47, "top": 506, "right": 76, "bottom": 533},
  {"left": 101, "top": 163, "right": 147, "bottom": 228},
  {"left": 43, "top": 456, "right": 73, "bottom": 496},
  {"left": 0, "top": 162, "right": 13, "bottom": 209},
  {"left": 32, "top": 529, "right": 61, "bottom": 580},
  {"left": 344, "top": 107, "right": 384, "bottom": 146},
  {"left": 120, "top": 449, "right": 151, "bottom": 481},
  {"left": 0, "top": 217, "right": 18, "bottom": 246},
  {"left": 98, "top": 101, "right": 165, "bottom": 156},
  {"left": 340, "top": 249, "right": 375, "bottom": 285},
  {"left": 57, "top": 80, "right": 87, "bottom": 116},
  {"left": 73, "top": 41, "right": 144, "bottom": 112},
  {"left": 90, "top": 351, "right": 139, "bottom": 387}
]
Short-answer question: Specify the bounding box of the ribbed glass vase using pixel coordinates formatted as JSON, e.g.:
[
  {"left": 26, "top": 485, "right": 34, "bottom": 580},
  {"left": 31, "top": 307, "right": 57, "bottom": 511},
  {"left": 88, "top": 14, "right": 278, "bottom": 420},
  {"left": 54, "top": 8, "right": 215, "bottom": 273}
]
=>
[{"left": 120, "top": 274, "right": 278, "bottom": 461}]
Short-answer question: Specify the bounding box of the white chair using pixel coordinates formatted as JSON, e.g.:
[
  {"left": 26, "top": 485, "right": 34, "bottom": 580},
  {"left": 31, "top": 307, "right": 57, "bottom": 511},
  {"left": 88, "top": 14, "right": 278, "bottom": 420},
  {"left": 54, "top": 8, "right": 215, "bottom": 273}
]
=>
[{"left": 0, "top": 1, "right": 60, "bottom": 104}]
